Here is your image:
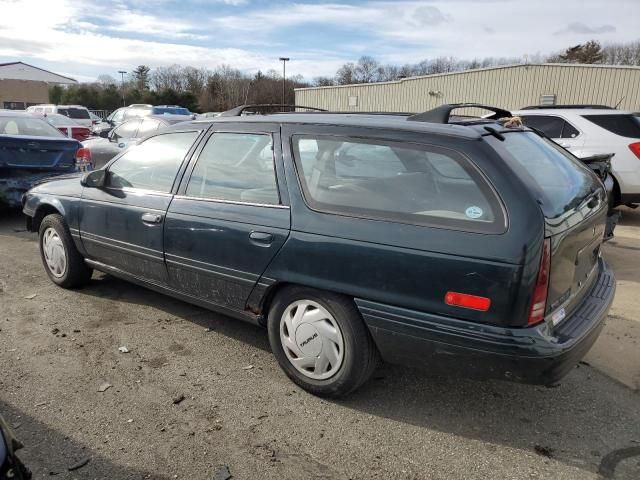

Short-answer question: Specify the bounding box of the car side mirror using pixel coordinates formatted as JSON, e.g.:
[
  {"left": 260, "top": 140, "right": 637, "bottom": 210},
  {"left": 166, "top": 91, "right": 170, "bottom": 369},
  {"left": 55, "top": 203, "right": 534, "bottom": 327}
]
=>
[
  {"left": 81, "top": 169, "right": 106, "bottom": 188},
  {"left": 98, "top": 129, "right": 110, "bottom": 138}
]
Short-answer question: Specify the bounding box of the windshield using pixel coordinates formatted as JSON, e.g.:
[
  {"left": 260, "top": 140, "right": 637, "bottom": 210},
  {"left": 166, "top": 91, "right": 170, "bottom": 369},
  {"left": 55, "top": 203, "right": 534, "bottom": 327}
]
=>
[
  {"left": 152, "top": 107, "right": 190, "bottom": 115},
  {"left": 0, "top": 116, "right": 65, "bottom": 138},
  {"left": 45, "top": 114, "right": 81, "bottom": 127},
  {"left": 498, "top": 132, "right": 597, "bottom": 219}
]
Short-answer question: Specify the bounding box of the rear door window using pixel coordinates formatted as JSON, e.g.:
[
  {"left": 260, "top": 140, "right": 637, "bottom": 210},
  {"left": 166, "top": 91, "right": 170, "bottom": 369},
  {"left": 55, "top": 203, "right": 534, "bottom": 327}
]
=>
[
  {"left": 292, "top": 135, "right": 504, "bottom": 233},
  {"left": 185, "top": 133, "right": 279, "bottom": 205},
  {"left": 64, "top": 108, "right": 90, "bottom": 120},
  {"left": 582, "top": 114, "right": 640, "bottom": 138},
  {"left": 520, "top": 115, "right": 579, "bottom": 139}
]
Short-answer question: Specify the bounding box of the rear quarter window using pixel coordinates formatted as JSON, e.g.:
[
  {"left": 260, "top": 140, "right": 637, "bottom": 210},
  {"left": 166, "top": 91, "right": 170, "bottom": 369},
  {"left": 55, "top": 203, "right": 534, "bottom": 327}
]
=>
[
  {"left": 582, "top": 114, "right": 640, "bottom": 138},
  {"left": 292, "top": 135, "right": 505, "bottom": 233}
]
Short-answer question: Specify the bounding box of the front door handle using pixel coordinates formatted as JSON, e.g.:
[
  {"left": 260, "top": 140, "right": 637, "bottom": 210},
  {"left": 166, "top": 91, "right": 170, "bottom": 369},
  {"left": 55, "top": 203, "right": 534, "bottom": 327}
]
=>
[
  {"left": 141, "top": 213, "right": 163, "bottom": 225},
  {"left": 249, "top": 231, "right": 273, "bottom": 246}
]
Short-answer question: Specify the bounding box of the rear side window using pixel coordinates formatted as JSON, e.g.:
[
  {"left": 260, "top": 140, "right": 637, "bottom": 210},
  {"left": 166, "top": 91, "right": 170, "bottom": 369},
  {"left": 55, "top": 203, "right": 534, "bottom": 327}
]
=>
[
  {"left": 66, "top": 108, "right": 90, "bottom": 119},
  {"left": 292, "top": 135, "right": 504, "bottom": 232},
  {"left": 186, "top": 133, "right": 279, "bottom": 205},
  {"left": 520, "top": 115, "right": 579, "bottom": 139},
  {"left": 498, "top": 132, "right": 597, "bottom": 218},
  {"left": 107, "top": 131, "right": 198, "bottom": 192},
  {"left": 582, "top": 114, "right": 640, "bottom": 138}
]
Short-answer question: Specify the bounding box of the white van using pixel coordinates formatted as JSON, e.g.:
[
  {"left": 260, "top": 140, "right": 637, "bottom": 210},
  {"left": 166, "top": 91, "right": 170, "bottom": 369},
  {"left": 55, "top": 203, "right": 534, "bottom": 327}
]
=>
[{"left": 27, "top": 104, "right": 94, "bottom": 128}]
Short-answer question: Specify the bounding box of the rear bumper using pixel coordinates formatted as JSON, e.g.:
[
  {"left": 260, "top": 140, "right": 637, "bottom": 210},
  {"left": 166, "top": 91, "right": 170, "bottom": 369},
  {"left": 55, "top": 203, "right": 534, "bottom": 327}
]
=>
[{"left": 357, "top": 258, "right": 615, "bottom": 385}]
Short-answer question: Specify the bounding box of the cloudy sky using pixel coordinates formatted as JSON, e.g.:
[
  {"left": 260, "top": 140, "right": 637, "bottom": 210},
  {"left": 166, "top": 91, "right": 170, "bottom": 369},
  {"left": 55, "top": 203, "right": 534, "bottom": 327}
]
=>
[{"left": 0, "top": 0, "right": 638, "bottom": 82}]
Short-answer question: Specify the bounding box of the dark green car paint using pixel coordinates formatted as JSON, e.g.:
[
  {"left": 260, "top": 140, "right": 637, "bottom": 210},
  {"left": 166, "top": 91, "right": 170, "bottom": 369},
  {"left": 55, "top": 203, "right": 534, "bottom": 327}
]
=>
[{"left": 22, "top": 114, "right": 616, "bottom": 385}]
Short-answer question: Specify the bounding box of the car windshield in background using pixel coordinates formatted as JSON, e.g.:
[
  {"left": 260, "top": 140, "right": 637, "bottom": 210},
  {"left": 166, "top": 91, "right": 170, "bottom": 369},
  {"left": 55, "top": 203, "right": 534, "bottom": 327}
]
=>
[
  {"left": 293, "top": 135, "right": 504, "bottom": 232},
  {"left": 152, "top": 107, "right": 191, "bottom": 115},
  {"left": 582, "top": 114, "right": 640, "bottom": 138},
  {"left": 0, "top": 116, "right": 65, "bottom": 138},
  {"left": 58, "top": 107, "right": 90, "bottom": 120},
  {"left": 499, "top": 132, "right": 595, "bottom": 219},
  {"left": 45, "top": 114, "right": 81, "bottom": 127}
]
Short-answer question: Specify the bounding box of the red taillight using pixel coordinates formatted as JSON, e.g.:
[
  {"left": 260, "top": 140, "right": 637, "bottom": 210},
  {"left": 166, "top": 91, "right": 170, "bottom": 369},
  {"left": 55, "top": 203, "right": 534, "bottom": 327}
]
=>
[
  {"left": 528, "top": 238, "right": 551, "bottom": 326},
  {"left": 75, "top": 147, "right": 92, "bottom": 171},
  {"left": 444, "top": 291, "right": 491, "bottom": 312},
  {"left": 629, "top": 142, "right": 640, "bottom": 159}
]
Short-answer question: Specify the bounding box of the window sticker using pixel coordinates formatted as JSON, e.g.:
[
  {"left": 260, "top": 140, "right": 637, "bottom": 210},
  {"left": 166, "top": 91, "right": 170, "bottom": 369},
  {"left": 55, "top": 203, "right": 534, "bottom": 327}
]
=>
[{"left": 465, "top": 206, "right": 483, "bottom": 219}]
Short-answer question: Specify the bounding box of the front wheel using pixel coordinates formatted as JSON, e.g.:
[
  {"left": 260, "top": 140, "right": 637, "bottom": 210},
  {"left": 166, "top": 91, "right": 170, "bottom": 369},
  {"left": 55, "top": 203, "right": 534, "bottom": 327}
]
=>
[
  {"left": 267, "top": 286, "right": 379, "bottom": 397},
  {"left": 38, "top": 214, "right": 92, "bottom": 288}
]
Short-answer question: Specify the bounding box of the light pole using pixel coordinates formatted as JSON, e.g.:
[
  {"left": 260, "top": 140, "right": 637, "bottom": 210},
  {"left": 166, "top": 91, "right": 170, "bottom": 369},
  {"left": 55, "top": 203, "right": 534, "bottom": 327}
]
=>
[
  {"left": 279, "top": 57, "right": 289, "bottom": 105},
  {"left": 118, "top": 70, "right": 127, "bottom": 106}
]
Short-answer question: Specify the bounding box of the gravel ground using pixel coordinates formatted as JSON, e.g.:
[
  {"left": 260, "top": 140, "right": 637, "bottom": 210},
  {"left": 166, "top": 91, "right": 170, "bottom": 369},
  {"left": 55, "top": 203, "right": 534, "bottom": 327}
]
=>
[{"left": 1, "top": 208, "right": 639, "bottom": 480}]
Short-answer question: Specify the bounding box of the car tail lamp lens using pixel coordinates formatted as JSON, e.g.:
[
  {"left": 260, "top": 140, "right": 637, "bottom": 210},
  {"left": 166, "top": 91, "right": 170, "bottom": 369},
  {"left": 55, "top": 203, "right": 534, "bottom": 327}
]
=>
[
  {"left": 629, "top": 142, "right": 640, "bottom": 159},
  {"left": 444, "top": 292, "right": 491, "bottom": 312},
  {"left": 75, "top": 147, "right": 92, "bottom": 171},
  {"left": 528, "top": 238, "right": 551, "bottom": 326}
]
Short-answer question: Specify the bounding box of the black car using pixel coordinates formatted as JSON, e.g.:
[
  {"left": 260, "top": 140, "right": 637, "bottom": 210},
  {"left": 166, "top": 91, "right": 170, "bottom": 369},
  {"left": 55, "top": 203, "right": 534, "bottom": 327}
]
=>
[
  {"left": 83, "top": 114, "right": 194, "bottom": 169},
  {"left": 22, "top": 103, "right": 615, "bottom": 397}
]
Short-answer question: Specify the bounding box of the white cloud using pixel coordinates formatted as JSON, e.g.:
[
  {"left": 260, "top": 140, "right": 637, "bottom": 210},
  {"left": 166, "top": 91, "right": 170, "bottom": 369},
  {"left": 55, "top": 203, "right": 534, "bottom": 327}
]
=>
[{"left": 0, "top": 0, "right": 639, "bottom": 81}]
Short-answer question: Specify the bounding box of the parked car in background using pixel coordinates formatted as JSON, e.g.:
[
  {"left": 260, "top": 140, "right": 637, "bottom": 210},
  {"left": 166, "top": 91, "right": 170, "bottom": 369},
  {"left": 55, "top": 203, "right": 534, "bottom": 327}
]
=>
[
  {"left": 0, "top": 110, "right": 88, "bottom": 207},
  {"left": 514, "top": 106, "right": 640, "bottom": 206},
  {"left": 26, "top": 104, "right": 94, "bottom": 128},
  {"left": 197, "top": 112, "right": 221, "bottom": 119},
  {"left": 38, "top": 113, "right": 91, "bottom": 141},
  {"left": 91, "top": 105, "right": 193, "bottom": 137},
  {"left": 83, "top": 114, "right": 193, "bottom": 168},
  {"left": 23, "top": 103, "right": 615, "bottom": 397}
]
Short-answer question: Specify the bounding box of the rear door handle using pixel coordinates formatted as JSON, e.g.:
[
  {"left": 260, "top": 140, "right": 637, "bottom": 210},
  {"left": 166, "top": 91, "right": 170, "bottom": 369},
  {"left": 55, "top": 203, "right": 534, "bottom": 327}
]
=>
[
  {"left": 141, "top": 213, "right": 163, "bottom": 225},
  {"left": 249, "top": 231, "right": 273, "bottom": 246}
]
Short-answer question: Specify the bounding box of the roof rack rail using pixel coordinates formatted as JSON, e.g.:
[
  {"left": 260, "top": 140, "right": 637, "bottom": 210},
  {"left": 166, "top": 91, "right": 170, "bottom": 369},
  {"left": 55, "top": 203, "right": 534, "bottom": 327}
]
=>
[
  {"left": 219, "top": 104, "right": 327, "bottom": 117},
  {"left": 407, "top": 103, "right": 512, "bottom": 124},
  {"left": 520, "top": 104, "right": 613, "bottom": 110}
]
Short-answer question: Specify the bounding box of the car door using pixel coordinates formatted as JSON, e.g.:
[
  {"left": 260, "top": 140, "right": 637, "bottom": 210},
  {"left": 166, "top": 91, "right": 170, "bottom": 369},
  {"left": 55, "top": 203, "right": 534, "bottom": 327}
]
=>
[
  {"left": 79, "top": 130, "right": 201, "bottom": 284},
  {"left": 164, "top": 123, "right": 290, "bottom": 311}
]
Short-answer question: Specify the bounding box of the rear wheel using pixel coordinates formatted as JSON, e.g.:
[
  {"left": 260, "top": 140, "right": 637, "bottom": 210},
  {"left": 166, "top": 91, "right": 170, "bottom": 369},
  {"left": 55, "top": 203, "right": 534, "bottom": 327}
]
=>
[
  {"left": 38, "top": 214, "right": 92, "bottom": 288},
  {"left": 267, "top": 286, "right": 379, "bottom": 397}
]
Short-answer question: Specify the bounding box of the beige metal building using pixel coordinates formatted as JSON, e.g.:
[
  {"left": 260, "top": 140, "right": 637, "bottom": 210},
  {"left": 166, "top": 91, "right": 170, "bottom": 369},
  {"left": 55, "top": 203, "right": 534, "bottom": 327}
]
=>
[
  {"left": 295, "top": 63, "right": 640, "bottom": 114},
  {"left": 0, "top": 61, "right": 77, "bottom": 110}
]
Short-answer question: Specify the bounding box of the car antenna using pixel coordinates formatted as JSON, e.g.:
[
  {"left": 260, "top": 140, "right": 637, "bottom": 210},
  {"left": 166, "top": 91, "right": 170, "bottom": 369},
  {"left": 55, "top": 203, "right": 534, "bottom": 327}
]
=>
[{"left": 614, "top": 96, "right": 625, "bottom": 109}]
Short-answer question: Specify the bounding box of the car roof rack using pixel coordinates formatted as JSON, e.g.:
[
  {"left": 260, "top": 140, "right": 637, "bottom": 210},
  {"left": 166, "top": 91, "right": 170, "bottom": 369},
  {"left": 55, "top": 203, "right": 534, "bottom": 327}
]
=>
[
  {"left": 407, "top": 103, "right": 512, "bottom": 123},
  {"left": 520, "top": 104, "right": 613, "bottom": 110},
  {"left": 219, "top": 104, "right": 327, "bottom": 117}
]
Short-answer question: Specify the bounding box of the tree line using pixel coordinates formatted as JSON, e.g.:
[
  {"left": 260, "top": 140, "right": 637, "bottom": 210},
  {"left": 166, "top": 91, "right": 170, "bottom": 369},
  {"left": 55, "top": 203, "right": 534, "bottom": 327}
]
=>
[{"left": 50, "top": 39, "right": 640, "bottom": 113}]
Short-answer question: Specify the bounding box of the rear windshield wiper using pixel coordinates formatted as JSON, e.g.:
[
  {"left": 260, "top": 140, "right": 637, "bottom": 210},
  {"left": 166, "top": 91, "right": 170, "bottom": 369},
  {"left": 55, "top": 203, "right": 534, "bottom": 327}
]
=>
[{"left": 483, "top": 126, "right": 505, "bottom": 141}]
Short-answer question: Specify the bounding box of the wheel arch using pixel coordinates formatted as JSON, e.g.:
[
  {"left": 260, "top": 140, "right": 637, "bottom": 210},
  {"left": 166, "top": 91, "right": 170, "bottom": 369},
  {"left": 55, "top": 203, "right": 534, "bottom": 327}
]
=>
[{"left": 32, "top": 201, "right": 64, "bottom": 233}]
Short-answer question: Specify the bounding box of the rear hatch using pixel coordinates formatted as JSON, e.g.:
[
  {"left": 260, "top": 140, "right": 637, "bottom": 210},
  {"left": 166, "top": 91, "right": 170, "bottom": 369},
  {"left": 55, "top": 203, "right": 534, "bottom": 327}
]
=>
[
  {"left": 498, "top": 131, "right": 607, "bottom": 322},
  {"left": 0, "top": 135, "right": 79, "bottom": 170}
]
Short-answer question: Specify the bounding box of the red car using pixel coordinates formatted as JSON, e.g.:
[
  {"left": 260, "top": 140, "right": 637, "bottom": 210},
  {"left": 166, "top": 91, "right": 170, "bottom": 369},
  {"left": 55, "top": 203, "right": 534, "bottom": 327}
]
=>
[{"left": 38, "top": 113, "right": 91, "bottom": 141}]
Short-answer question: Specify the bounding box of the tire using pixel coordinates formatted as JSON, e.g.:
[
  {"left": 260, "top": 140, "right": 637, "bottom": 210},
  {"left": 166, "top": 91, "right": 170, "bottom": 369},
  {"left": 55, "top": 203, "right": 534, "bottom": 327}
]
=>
[
  {"left": 267, "top": 286, "right": 379, "bottom": 398},
  {"left": 38, "top": 214, "right": 92, "bottom": 288}
]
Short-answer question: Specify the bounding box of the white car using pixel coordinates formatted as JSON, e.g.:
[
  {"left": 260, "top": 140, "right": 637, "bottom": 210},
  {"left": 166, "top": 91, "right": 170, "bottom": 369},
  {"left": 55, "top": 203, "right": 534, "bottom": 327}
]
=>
[
  {"left": 26, "top": 104, "right": 94, "bottom": 128},
  {"left": 513, "top": 106, "right": 640, "bottom": 206}
]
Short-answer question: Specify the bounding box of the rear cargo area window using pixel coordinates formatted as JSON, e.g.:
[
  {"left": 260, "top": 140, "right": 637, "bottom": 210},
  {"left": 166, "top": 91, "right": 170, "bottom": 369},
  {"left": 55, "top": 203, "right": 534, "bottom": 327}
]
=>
[
  {"left": 498, "top": 132, "right": 596, "bottom": 218},
  {"left": 582, "top": 114, "right": 640, "bottom": 138},
  {"left": 292, "top": 135, "right": 504, "bottom": 232}
]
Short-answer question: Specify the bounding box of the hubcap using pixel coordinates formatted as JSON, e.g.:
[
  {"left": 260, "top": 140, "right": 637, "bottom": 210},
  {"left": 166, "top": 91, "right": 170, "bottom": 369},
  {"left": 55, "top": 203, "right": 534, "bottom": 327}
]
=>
[
  {"left": 42, "top": 227, "right": 67, "bottom": 278},
  {"left": 280, "top": 300, "right": 344, "bottom": 380}
]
